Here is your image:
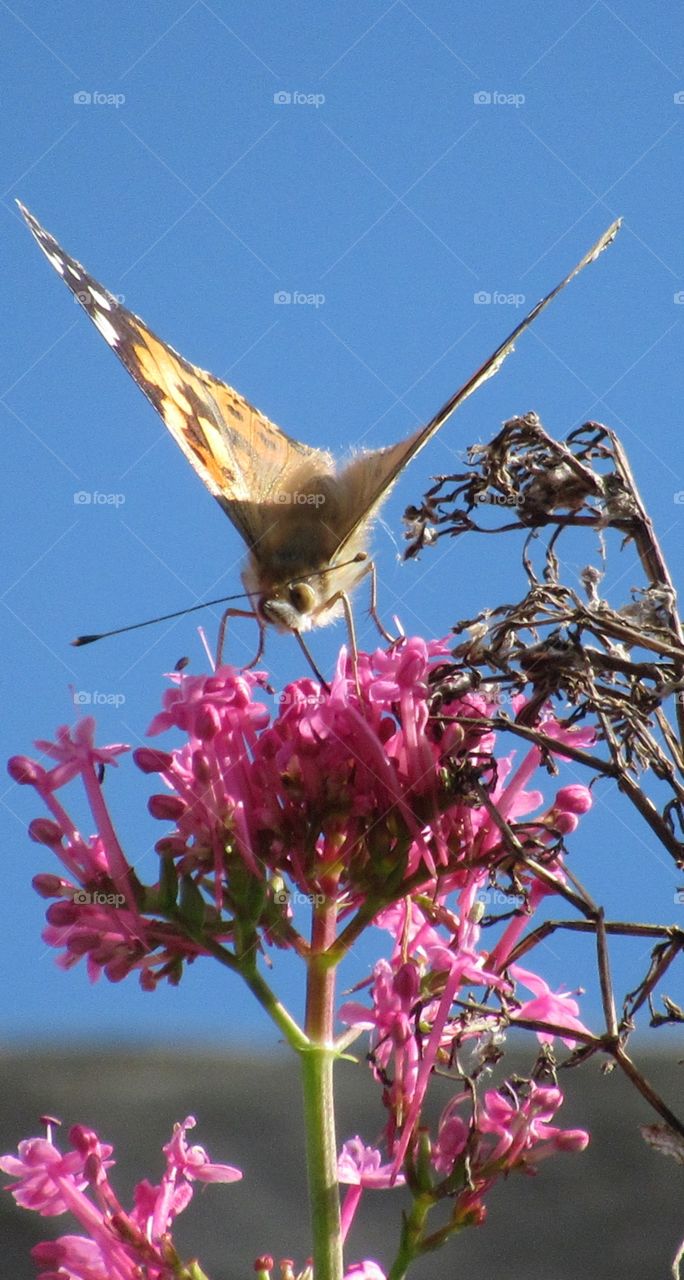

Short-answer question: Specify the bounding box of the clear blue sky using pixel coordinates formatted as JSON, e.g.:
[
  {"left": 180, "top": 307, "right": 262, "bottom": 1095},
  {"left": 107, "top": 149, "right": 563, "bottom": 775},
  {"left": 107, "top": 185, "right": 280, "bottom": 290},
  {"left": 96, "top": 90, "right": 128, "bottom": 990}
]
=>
[{"left": 2, "top": 1, "right": 683, "bottom": 1046}]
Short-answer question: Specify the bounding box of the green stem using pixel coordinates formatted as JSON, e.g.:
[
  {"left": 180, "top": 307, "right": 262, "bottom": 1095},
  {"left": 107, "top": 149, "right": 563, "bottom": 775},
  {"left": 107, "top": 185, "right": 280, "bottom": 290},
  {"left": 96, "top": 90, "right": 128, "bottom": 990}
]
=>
[
  {"left": 192, "top": 930, "right": 309, "bottom": 1053},
  {"left": 240, "top": 964, "right": 310, "bottom": 1054},
  {"left": 387, "top": 1193, "right": 433, "bottom": 1280},
  {"left": 300, "top": 900, "right": 344, "bottom": 1280}
]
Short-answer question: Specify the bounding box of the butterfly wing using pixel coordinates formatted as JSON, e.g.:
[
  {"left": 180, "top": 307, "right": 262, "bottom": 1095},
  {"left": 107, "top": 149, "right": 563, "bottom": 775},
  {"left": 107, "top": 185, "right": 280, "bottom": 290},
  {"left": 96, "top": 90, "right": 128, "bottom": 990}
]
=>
[
  {"left": 17, "top": 202, "right": 333, "bottom": 555},
  {"left": 332, "top": 218, "right": 622, "bottom": 558}
]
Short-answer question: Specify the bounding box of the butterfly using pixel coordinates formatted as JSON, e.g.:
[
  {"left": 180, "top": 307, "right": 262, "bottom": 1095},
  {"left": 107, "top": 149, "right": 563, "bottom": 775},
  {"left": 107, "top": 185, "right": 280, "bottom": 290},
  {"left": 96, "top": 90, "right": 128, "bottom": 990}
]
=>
[{"left": 18, "top": 201, "right": 620, "bottom": 660}]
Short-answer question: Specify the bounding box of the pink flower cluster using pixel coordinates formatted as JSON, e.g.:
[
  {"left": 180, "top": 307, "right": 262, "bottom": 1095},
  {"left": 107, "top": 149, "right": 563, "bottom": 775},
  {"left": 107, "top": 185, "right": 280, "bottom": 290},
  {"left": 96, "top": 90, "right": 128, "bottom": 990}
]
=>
[
  {"left": 7, "top": 637, "right": 595, "bottom": 1263},
  {"left": 336, "top": 882, "right": 590, "bottom": 1208},
  {"left": 9, "top": 639, "right": 594, "bottom": 994},
  {"left": 0, "top": 1116, "right": 240, "bottom": 1279},
  {"left": 336, "top": 1073, "right": 589, "bottom": 1250}
]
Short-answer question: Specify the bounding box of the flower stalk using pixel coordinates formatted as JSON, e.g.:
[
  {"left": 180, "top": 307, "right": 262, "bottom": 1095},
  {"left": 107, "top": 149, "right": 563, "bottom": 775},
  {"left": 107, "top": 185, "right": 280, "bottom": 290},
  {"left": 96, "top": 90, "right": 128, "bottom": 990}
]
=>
[{"left": 301, "top": 897, "right": 344, "bottom": 1280}]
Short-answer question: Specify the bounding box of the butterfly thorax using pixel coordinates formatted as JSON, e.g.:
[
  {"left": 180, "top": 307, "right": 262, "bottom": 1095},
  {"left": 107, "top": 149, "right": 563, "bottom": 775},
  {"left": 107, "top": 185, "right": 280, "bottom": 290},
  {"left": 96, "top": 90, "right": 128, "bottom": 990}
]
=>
[{"left": 241, "top": 483, "right": 371, "bottom": 632}]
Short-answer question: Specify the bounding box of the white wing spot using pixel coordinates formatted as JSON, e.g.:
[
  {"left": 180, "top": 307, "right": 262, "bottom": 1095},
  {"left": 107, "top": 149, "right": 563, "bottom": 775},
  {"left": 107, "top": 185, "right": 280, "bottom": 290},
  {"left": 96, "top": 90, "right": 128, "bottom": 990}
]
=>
[
  {"left": 89, "top": 287, "right": 111, "bottom": 311},
  {"left": 92, "top": 310, "right": 119, "bottom": 346},
  {"left": 44, "top": 249, "right": 65, "bottom": 276}
]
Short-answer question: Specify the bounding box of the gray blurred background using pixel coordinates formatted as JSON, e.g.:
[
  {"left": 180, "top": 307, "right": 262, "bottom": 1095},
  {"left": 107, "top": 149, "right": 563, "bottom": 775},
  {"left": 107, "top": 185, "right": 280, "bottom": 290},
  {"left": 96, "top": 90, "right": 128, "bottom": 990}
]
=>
[{"left": 1, "top": 1046, "right": 681, "bottom": 1279}]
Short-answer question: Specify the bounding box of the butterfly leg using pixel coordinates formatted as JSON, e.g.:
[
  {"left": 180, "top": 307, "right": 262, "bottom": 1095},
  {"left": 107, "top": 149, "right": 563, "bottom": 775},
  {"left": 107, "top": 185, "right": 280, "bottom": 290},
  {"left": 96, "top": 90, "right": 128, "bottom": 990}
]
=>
[
  {"left": 320, "top": 589, "right": 364, "bottom": 699},
  {"left": 244, "top": 619, "right": 267, "bottom": 670},
  {"left": 341, "top": 591, "right": 365, "bottom": 701},
  {"left": 365, "top": 558, "right": 399, "bottom": 644},
  {"left": 215, "top": 607, "right": 260, "bottom": 667}
]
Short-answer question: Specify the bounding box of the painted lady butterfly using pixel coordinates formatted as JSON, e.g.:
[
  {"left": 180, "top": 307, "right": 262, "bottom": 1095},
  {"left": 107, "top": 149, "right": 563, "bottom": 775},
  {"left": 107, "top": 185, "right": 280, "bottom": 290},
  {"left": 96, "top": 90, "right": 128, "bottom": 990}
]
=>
[{"left": 18, "top": 202, "right": 620, "bottom": 651}]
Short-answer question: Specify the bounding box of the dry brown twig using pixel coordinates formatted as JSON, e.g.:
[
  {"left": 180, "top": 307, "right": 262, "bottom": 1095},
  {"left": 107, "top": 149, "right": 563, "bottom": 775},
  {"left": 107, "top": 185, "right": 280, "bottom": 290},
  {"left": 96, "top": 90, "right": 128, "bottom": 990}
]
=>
[{"left": 404, "top": 413, "right": 684, "bottom": 1157}]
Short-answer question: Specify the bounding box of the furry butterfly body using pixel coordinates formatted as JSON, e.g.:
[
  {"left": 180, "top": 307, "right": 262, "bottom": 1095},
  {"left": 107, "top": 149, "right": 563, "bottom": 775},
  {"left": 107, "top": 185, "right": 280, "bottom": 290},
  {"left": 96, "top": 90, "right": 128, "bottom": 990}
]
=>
[{"left": 18, "top": 203, "right": 620, "bottom": 640}]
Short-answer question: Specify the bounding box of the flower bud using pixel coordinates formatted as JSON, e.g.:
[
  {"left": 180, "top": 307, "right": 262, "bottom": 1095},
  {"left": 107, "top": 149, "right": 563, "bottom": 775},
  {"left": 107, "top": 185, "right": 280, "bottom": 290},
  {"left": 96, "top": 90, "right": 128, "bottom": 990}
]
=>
[
  {"left": 553, "top": 1127, "right": 589, "bottom": 1152},
  {"left": 155, "top": 835, "right": 187, "bottom": 858},
  {"left": 28, "top": 818, "right": 63, "bottom": 846},
  {"left": 394, "top": 961, "right": 419, "bottom": 1003},
  {"left": 554, "top": 784, "right": 592, "bottom": 814},
  {"left": 550, "top": 812, "right": 579, "bottom": 835},
  {"left": 7, "top": 755, "right": 44, "bottom": 785},
  {"left": 195, "top": 703, "right": 222, "bottom": 740},
  {"left": 192, "top": 750, "right": 212, "bottom": 783},
  {"left": 133, "top": 747, "right": 173, "bottom": 774},
  {"left": 32, "top": 874, "right": 70, "bottom": 898},
  {"left": 46, "top": 901, "right": 79, "bottom": 925},
  {"left": 148, "top": 794, "right": 186, "bottom": 821},
  {"left": 69, "top": 1125, "right": 100, "bottom": 1155}
]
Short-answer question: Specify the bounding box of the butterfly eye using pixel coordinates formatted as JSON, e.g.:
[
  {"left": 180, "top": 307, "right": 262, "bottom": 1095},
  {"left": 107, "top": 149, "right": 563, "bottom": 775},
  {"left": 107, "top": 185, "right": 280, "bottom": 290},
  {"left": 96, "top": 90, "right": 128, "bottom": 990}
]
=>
[{"left": 288, "top": 583, "right": 316, "bottom": 615}]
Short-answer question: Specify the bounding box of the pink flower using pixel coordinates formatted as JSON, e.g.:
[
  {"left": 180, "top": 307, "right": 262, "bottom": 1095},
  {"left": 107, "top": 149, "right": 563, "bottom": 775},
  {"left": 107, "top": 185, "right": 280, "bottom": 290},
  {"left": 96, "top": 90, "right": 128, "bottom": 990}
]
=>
[
  {"left": 163, "top": 1115, "right": 241, "bottom": 1185},
  {"left": 14, "top": 643, "right": 593, "bottom": 950},
  {"left": 31, "top": 1234, "right": 111, "bottom": 1278},
  {"left": 0, "top": 1132, "right": 97, "bottom": 1216},
  {"left": 510, "top": 966, "right": 590, "bottom": 1046},
  {"left": 476, "top": 1082, "right": 589, "bottom": 1168},
  {"left": 1, "top": 1116, "right": 241, "bottom": 1279},
  {"left": 432, "top": 1080, "right": 588, "bottom": 1224},
  {"left": 338, "top": 1138, "right": 402, "bottom": 1189},
  {"left": 339, "top": 958, "right": 424, "bottom": 1137},
  {"left": 146, "top": 666, "right": 270, "bottom": 738},
  {"left": 338, "top": 1138, "right": 404, "bottom": 1241},
  {"left": 34, "top": 719, "right": 129, "bottom": 790},
  {"left": 432, "top": 1097, "right": 471, "bottom": 1174},
  {"left": 10, "top": 639, "right": 594, "bottom": 1110},
  {"left": 6, "top": 638, "right": 600, "bottom": 1259},
  {"left": 344, "top": 1263, "right": 387, "bottom": 1280}
]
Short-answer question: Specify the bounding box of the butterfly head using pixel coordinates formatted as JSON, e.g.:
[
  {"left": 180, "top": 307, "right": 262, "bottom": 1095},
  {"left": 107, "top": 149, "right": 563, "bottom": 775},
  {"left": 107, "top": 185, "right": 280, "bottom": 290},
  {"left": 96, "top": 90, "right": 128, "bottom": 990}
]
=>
[
  {"left": 256, "top": 579, "right": 319, "bottom": 632},
  {"left": 243, "top": 548, "right": 370, "bottom": 634}
]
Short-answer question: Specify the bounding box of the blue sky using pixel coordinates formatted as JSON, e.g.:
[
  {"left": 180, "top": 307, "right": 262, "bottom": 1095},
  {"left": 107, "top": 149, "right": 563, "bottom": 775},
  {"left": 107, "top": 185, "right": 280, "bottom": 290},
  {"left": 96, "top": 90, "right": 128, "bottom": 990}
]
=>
[{"left": 2, "top": 1, "right": 683, "bottom": 1046}]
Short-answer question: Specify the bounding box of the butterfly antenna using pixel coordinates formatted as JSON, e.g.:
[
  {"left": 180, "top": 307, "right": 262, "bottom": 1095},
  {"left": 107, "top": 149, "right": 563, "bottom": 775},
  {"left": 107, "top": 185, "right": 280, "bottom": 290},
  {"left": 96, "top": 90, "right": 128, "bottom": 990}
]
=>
[
  {"left": 72, "top": 592, "right": 255, "bottom": 646},
  {"left": 73, "top": 555, "right": 369, "bottom": 647}
]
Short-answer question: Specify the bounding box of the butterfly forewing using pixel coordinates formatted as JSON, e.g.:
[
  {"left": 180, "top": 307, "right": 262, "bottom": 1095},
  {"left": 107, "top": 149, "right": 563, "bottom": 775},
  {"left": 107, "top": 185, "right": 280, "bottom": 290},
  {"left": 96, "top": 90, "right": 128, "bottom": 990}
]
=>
[
  {"left": 332, "top": 218, "right": 622, "bottom": 559},
  {"left": 17, "top": 202, "right": 332, "bottom": 557}
]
